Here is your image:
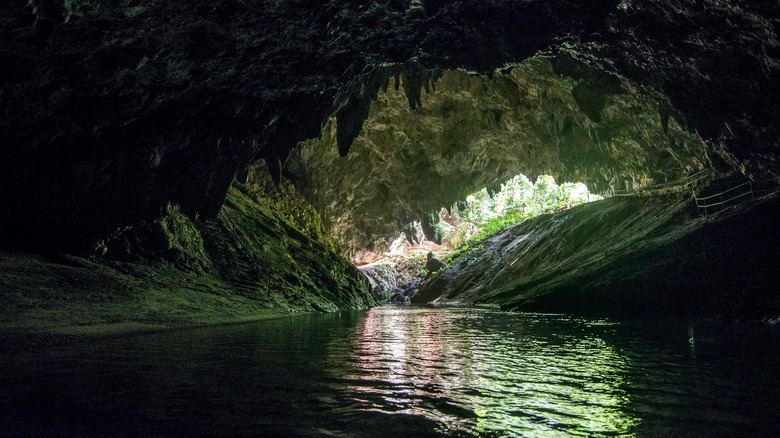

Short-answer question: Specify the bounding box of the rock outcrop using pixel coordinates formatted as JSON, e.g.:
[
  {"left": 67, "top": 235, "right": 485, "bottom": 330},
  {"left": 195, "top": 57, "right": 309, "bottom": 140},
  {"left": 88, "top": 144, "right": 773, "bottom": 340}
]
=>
[
  {"left": 414, "top": 187, "right": 780, "bottom": 319},
  {"left": 0, "top": 165, "right": 375, "bottom": 333},
  {"left": 359, "top": 263, "right": 399, "bottom": 302}
]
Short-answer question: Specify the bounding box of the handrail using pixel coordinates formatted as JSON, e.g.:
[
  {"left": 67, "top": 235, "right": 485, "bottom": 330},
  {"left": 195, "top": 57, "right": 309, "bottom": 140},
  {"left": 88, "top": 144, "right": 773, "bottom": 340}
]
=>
[
  {"left": 698, "top": 191, "right": 752, "bottom": 207},
  {"left": 605, "top": 169, "right": 768, "bottom": 216},
  {"left": 694, "top": 179, "right": 754, "bottom": 215},
  {"left": 610, "top": 168, "right": 712, "bottom": 197},
  {"left": 695, "top": 181, "right": 751, "bottom": 202},
  {"left": 643, "top": 169, "right": 711, "bottom": 189},
  {"left": 610, "top": 169, "right": 768, "bottom": 216}
]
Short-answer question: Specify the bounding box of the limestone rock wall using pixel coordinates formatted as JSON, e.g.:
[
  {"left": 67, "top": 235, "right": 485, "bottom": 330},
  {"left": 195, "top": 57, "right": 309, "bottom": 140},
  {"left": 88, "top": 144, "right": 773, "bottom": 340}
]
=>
[
  {"left": 2, "top": 1, "right": 777, "bottom": 256},
  {"left": 0, "top": 174, "right": 375, "bottom": 332},
  {"left": 413, "top": 192, "right": 780, "bottom": 319},
  {"left": 292, "top": 56, "right": 710, "bottom": 253}
]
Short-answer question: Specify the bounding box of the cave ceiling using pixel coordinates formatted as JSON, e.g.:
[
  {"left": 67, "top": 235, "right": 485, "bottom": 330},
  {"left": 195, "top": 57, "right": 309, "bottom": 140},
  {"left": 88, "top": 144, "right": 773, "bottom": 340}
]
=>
[
  {"left": 0, "top": 0, "right": 777, "bottom": 252},
  {"left": 290, "top": 55, "right": 712, "bottom": 253}
]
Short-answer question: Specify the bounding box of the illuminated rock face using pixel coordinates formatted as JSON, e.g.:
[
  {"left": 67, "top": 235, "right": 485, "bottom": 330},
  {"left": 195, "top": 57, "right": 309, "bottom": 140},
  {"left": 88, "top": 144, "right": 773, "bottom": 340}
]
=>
[
  {"left": 1, "top": 0, "right": 777, "bottom": 254},
  {"left": 414, "top": 193, "right": 780, "bottom": 319},
  {"left": 292, "top": 56, "right": 710, "bottom": 253}
]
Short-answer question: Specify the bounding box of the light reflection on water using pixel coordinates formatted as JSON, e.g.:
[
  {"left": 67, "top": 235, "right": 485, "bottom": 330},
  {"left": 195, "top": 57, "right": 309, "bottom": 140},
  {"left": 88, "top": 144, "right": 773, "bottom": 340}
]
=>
[
  {"left": 333, "top": 307, "right": 636, "bottom": 436},
  {"left": 1, "top": 305, "right": 778, "bottom": 437}
]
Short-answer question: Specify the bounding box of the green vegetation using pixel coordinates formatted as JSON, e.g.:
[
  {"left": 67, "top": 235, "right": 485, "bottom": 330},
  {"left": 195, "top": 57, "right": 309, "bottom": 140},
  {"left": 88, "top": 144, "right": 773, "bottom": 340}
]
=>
[
  {"left": 64, "top": 0, "right": 75, "bottom": 22},
  {"left": 210, "top": 186, "right": 371, "bottom": 311},
  {"left": 26, "top": 175, "right": 376, "bottom": 334},
  {"left": 124, "top": 6, "right": 146, "bottom": 18},
  {"left": 157, "top": 203, "right": 212, "bottom": 273},
  {"left": 243, "top": 177, "right": 342, "bottom": 255},
  {"left": 442, "top": 174, "right": 600, "bottom": 264}
]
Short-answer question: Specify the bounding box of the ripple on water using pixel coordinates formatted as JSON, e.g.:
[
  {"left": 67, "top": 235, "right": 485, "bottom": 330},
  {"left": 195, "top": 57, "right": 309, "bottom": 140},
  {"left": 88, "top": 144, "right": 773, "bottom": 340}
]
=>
[
  {"left": 1, "top": 305, "right": 778, "bottom": 437},
  {"left": 325, "top": 306, "right": 637, "bottom": 436}
]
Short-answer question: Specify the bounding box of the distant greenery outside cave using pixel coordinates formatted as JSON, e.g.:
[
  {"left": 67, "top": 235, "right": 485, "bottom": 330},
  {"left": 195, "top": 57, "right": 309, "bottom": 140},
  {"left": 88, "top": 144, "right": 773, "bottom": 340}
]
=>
[
  {"left": 439, "top": 174, "right": 601, "bottom": 265},
  {"left": 367, "top": 174, "right": 601, "bottom": 290}
]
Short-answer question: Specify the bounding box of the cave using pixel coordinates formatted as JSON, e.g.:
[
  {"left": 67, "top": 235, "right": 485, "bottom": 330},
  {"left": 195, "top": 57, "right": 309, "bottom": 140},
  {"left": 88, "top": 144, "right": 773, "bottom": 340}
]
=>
[{"left": 1, "top": 0, "right": 779, "bottom": 436}]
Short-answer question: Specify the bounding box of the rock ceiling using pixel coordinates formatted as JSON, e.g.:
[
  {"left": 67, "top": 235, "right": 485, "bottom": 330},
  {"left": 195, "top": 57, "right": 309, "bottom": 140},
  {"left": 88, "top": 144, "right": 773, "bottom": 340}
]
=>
[
  {"left": 0, "top": 1, "right": 777, "bottom": 253},
  {"left": 291, "top": 55, "right": 711, "bottom": 252}
]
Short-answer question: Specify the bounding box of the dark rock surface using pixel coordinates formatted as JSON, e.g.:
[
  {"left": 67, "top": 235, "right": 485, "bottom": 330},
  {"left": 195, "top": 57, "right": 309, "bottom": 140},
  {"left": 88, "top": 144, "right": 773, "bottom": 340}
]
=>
[
  {"left": 0, "top": 174, "right": 375, "bottom": 333},
  {"left": 425, "top": 251, "right": 444, "bottom": 274},
  {"left": 414, "top": 189, "right": 780, "bottom": 319},
  {"left": 2, "top": 0, "right": 778, "bottom": 254},
  {"left": 359, "top": 263, "right": 399, "bottom": 301},
  {"left": 1, "top": 1, "right": 779, "bottom": 323}
]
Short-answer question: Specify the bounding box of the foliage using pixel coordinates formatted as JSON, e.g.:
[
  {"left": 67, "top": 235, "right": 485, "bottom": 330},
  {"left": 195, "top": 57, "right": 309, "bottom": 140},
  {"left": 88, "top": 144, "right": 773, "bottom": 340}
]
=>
[
  {"left": 244, "top": 180, "right": 342, "bottom": 255},
  {"left": 443, "top": 174, "right": 599, "bottom": 264},
  {"left": 457, "top": 175, "right": 596, "bottom": 226},
  {"left": 441, "top": 242, "right": 485, "bottom": 266}
]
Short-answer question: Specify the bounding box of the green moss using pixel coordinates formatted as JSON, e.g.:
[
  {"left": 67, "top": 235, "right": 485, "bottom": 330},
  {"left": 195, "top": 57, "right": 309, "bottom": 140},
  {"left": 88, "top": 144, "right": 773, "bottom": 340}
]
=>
[
  {"left": 124, "top": 6, "right": 146, "bottom": 18},
  {"left": 240, "top": 164, "right": 342, "bottom": 254},
  {"left": 204, "top": 186, "right": 375, "bottom": 312},
  {"left": 4, "top": 182, "right": 375, "bottom": 333},
  {"left": 63, "top": 0, "right": 74, "bottom": 23},
  {"left": 157, "top": 203, "right": 211, "bottom": 273},
  {"left": 10, "top": 172, "right": 374, "bottom": 333}
]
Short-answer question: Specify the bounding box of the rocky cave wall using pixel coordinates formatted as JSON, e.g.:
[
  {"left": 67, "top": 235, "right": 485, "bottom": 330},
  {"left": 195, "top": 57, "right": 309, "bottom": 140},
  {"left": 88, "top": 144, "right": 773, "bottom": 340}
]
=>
[
  {"left": 413, "top": 190, "right": 780, "bottom": 319},
  {"left": 0, "top": 0, "right": 614, "bottom": 253},
  {"left": 0, "top": 161, "right": 376, "bottom": 330},
  {"left": 291, "top": 55, "right": 713, "bottom": 253},
  {"left": 1, "top": 0, "right": 778, "bottom": 256}
]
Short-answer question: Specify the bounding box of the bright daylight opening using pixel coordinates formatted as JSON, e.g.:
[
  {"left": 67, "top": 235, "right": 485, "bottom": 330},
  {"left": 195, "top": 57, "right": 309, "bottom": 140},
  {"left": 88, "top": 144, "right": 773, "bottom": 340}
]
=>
[
  {"left": 389, "top": 173, "right": 601, "bottom": 257},
  {"left": 360, "top": 173, "right": 602, "bottom": 301}
]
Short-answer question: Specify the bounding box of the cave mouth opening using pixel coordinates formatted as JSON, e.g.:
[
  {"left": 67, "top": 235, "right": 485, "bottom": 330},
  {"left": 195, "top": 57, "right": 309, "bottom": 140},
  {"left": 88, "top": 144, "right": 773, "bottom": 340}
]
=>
[
  {"left": 289, "top": 53, "right": 712, "bottom": 264},
  {"left": 378, "top": 173, "right": 603, "bottom": 265}
]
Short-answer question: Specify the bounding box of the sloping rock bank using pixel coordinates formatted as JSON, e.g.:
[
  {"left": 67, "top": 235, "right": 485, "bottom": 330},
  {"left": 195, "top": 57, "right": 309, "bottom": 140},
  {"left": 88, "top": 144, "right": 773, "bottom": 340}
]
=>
[
  {"left": 414, "top": 188, "right": 780, "bottom": 319},
  {"left": 0, "top": 177, "right": 375, "bottom": 335}
]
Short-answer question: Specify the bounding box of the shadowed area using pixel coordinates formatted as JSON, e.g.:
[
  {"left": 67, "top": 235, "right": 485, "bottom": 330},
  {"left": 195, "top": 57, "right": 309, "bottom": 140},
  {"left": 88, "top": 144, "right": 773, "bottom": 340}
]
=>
[{"left": 0, "top": 0, "right": 779, "bottom": 327}]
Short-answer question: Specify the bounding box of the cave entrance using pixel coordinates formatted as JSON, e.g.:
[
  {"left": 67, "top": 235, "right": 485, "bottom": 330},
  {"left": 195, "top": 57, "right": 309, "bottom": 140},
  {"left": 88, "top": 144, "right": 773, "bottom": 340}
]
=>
[
  {"left": 288, "top": 54, "right": 710, "bottom": 263},
  {"left": 384, "top": 173, "right": 602, "bottom": 260}
]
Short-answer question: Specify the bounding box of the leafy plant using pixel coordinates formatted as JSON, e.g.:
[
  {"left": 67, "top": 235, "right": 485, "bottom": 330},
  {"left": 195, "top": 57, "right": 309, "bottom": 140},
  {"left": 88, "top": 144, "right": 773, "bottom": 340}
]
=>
[{"left": 442, "top": 174, "right": 599, "bottom": 263}]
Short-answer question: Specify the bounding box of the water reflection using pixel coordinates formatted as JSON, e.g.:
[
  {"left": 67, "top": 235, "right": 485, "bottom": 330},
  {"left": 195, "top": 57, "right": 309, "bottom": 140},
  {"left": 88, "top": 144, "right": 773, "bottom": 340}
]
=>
[
  {"left": 3, "top": 306, "right": 777, "bottom": 436},
  {"left": 335, "top": 306, "right": 637, "bottom": 436}
]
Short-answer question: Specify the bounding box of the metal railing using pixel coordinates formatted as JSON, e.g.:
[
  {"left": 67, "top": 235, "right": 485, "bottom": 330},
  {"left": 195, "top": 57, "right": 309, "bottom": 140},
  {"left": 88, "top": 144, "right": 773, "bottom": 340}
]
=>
[
  {"left": 610, "top": 168, "right": 712, "bottom": 197},
  {"left": 694, "top": 180, "right": 754, "bottom": 216},
  {"left": 603, "top": 169, "right": 773, "bottom": 217}
]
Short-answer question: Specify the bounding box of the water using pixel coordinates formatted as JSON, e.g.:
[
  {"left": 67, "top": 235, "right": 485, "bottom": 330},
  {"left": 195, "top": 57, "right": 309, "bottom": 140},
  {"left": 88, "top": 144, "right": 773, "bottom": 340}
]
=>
[{"left": 1, "top": 305, "right": 778, "bottom": 437}]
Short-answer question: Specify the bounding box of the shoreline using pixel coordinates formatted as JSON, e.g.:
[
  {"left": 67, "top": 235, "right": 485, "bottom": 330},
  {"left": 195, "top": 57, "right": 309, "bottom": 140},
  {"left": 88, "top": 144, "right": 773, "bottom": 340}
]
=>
[
  {"left": 0, "top": 311, "right": 327, "bottom": 352},
  {"left": 0, "top": 250, "right": 370, "bottom": 348}
]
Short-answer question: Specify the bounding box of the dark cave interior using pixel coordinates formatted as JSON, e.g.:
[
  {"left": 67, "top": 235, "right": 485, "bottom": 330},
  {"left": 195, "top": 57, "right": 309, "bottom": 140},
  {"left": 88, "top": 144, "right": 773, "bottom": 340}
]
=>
[{"left": 1, "top": 0, "right": 779, "bottom": 327}]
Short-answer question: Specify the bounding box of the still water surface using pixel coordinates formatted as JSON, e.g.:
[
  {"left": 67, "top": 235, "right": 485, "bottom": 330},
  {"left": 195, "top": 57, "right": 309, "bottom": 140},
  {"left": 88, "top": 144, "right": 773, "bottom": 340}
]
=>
[{"left": 1, "top": 305, "right": 778, "bottom": 437}]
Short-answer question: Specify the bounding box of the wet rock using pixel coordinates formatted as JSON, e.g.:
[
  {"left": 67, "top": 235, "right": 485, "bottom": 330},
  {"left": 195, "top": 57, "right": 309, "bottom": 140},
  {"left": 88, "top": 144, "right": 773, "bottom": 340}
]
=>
[
  {"left": 0, "top": 179, "right": 376, "bottom": 332},
  {"left": 420, "top": 212, "right": 443, "bottom": 245},
  {"left": 388, "top": 277, "right": 423, "bottom": 304},
  {"left": 415, "top": 190, "right": 780, "bottom": 319},
  {"left": 98, "top": 204, "right": 211, "bottom": 275},
  {"left": 359, "top": 263, "right": 399, "bottom": 301}
]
